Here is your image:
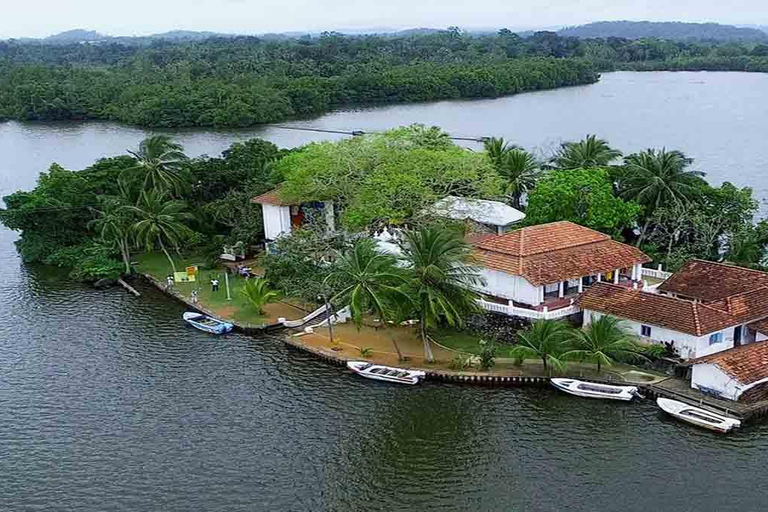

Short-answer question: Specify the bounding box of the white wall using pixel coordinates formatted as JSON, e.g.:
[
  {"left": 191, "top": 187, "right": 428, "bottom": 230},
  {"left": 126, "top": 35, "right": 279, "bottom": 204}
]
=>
[
  {"left": 479, "top": 269, "right": 541, "bottom": 306},
  {"left": 263, "top": 204, "right": 292, "bottom": 241},
  {"left": 582, "top": 310, "right": 747, "bottom": 360},
  {"left": 691, "top": 363, "right": 742, "bottom": 401}
]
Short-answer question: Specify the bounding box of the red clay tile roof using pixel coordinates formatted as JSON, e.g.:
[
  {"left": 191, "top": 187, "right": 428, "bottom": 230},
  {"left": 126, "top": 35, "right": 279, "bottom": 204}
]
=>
[
  {"left": 251, "top": 187, "right": 297, "bottom": 206},
  {"left": 691, "top": 341, "right": 768, "bottom": 385},
  {"left": 658, "top": 259, "right": 768, "bottom": 302},
  {"left": 580, "top": 283, "right": 768, "bottom": 337},
  {"left": 471, "top": 221, "right": 651, "bottom": 285}
]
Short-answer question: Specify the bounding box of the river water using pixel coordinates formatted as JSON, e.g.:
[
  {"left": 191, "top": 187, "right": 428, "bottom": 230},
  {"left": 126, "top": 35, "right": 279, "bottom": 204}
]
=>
[{"left": 2, "top": 72, "right": 768, "bottom": 511}]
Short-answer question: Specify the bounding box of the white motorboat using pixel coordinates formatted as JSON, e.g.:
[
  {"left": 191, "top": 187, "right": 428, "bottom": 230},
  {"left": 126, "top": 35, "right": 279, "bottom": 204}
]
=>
[
  {"left": 550, "top": 378, "right": 639, "bottom": 401},
  {"left": 657, "top": 397, "right": 741, "bottom": 433},
  {"left": 183, "top": 312, "right": 234, "bottom": 335},
  {"left": 346, "top": 361, "right": 426, "bottom": 385}
]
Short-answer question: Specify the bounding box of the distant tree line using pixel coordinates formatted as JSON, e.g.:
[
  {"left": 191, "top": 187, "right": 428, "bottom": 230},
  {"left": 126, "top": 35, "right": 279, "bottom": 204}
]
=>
[{"left": 1, "top": 29, "right": 767, "bottom": 128}]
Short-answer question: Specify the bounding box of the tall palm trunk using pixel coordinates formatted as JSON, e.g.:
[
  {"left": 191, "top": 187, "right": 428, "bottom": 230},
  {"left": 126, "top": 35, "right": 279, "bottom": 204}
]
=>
[
  {"left": 388, "top": 331, "right": 405, "bottom": 361},
  {"left": 635, "top": 218, "right": 652, "bottom": 247},
  {"left": 158, "top": 237, "right": 177, "bottom": 273},
  {"left": 119, "top": 238, "right": 132, "bottom": 275},
  {"left": 420, "top": 310, "right": 435, "bottom": 363}
]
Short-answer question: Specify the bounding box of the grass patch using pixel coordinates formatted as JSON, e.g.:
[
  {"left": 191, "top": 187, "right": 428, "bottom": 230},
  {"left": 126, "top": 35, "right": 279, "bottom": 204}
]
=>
[
  {"left": 433, "top": 328, "right": 515, "bottom": 357},
  {"left": 134, "top": 251, "right": 304, "bottom": 326}
]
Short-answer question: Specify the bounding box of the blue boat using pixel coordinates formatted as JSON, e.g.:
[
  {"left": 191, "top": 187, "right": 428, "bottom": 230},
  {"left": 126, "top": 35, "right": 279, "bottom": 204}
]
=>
[{"left": 183, "top": 312, "right": 234, "bottom": 335}]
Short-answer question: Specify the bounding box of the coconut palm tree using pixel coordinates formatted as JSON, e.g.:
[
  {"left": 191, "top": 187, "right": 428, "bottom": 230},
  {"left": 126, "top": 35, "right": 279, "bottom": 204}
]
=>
[
  {"left": 500, "top": 148, "right": 542, "bottom": 209},
  {"left": 564, "top": 315, "right": 646, "bottom": 373},
  {"left": 241, "top": 278, "right": 280, "bottom": 315},
  {"left": 123, "top": 189, "right": 193, "bottom": 273},
  {"left": 510, "top": 319, "right": 571, "bottom": 372},
  {"left": 92, "top": 198, "right": 134, "bottom": 274},
  {"left": 620, "top": 148, "right": 705, "bottom": 246},
  {"left": 399, "top": 226, "right": 483, "bottom": 363},
  {"left": 325, "top": 238, "right": 411, "bottom": 360},
  {"left": 483, "top": 136, "right": 518, "bottom": 168},
  {"left": 552, "top": 135, "right": 622, "bottom": 170},
  {"left": 125, "top": 135, "right": 189, "bottom": 196}
]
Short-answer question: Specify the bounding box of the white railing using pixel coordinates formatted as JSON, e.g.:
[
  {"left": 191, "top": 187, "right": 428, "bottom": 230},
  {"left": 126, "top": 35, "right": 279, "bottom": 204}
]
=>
[
  {"left": 477, "top": 299, "right": 580, "bottom": 320},
  {"left": 641, "top": 265, "right": 673, "bottom": 281},
  {"left": 281, "top": 304, "right": 329, "bottom": 328}
]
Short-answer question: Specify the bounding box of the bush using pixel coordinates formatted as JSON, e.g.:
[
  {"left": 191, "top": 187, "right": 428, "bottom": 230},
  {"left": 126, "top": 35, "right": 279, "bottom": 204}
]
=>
[
  {"left": 478, "top": 340, "right": 497, "bottom": 370},
  {"left": 449, "top": 354, "right": 474, "bottom": 370},
  {"left": 360, "top": 347, "right": 373, "bottom": 358}
]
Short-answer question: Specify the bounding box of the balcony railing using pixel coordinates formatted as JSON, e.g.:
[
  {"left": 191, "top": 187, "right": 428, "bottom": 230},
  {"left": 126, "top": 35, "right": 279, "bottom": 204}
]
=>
[
  {"left": 477, "top": 299, "right": 580, "bottom": 320},
  {"left": 641, "top": 266, "right": 673, "bottom": 281}
]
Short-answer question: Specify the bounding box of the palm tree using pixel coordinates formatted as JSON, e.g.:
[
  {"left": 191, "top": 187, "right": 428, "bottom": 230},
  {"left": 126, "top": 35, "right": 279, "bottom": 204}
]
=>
[
  {"left": 500, "top": 148, "right": 541, "bottom": 209},
  {"left": 241, "top": 278, "right": 279, "bottom": 315},
  {"left": 92, "top": 198, "right": 134, "bottom": 274},
  {"left": 325, "top": 238, "right": 411, "bottom": 360},
  {"left": 620, "top": 148, "right": 705, "bottom": 246},
  {"left": 123, "top": 189, "right": 193, "bottom": 273},
  {"left": 399, "top": 226, "right": 484, "bottom": 363},
  {"left": 125, "top": 135, "right": 189, "bottom": 196},
  {"left": 483, "top": 136, "right": 517, "bottom": 168},
  {"left": 564, "top": 315, "right": 647, "bottom": 373},
  {"left": 553, "top": 135, "right": 622, "bottom": 170},
  {"left": 510, "top": 319, "right": 571, "bottom": 372}
]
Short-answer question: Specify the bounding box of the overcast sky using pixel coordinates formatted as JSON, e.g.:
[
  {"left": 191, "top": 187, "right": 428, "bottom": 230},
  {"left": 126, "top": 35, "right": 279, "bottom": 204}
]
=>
[{"left": 3, "top": 0, "right": 767, "bottom": 39}]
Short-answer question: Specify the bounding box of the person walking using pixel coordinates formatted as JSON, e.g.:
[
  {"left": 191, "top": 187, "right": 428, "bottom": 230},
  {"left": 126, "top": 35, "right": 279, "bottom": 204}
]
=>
[
  {"left": 211, "top": 278, "right": 219, "bottom": 292},
  {"left": 166, "top": 275, "right": 174, "bottom": 290},
  {"left": 191, "top": 289, "right": 198, "bottom": 304}
]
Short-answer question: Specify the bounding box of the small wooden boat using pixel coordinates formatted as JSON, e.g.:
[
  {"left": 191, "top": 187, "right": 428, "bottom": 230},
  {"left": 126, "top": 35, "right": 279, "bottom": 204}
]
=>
[
  {"left": 183, "top": 312, "right": 234, "bottom": 335},
  {"left": 550, "top": 378, "right": 639, "bottom": 401},
  {"left": 657, "top": 397, "right": 741, "bottom": 433},
  {"left": 347, "top": 361, "right": 426, "bottom": 385}
]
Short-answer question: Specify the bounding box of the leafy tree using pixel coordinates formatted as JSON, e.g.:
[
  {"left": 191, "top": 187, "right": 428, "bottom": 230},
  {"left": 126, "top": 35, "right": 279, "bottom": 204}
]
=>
[
  {"left": 124, "top": 189, "right": 193, "bottom": 273},
  {"left": 241, "top": 278, "right": 279, "bottom": 315},
  {"left": 552, "top": 135, "right": 622, "bottom": 170},
  {"left": 564, "top": 315, "right": 646, "bottom": 373},
  {"left": 325, "top": 238, "right": 411, "bottom": 360},
  {"left": 525, "top": 169, "right": 641, "bottom": 237},
  {"left": 620, "top": 148, "right": 705, "bottom": 246},
  {"left": 509, "top": 319, "right": 571, "bottom": 372},
  {"left": 125, "top": 135, "right": 189, "bottom": 196},
  {"left": 399, "top": 226, "right": 484, "bottom": 362}
]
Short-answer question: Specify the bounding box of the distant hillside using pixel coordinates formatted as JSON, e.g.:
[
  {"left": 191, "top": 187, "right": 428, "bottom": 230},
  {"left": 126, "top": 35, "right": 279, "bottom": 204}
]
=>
[
  {"left": 558, "top": 21, "right": 768, "bottom": 41},
  {"left": 43, "top": 29, "right": 108, "bottom": 44}
]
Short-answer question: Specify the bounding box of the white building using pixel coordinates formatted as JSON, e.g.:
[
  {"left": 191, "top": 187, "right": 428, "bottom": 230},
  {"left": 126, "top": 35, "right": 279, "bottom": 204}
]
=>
[
  {"left": 251, "top": 187, "right": 335, "bottom": 242},
  {"left": 580, "top": 260, "right": 768, "bottom": 360},
  {"left": 470, "top": 221, "right": 651, "bottom": 321},
  {"left": 429, "top": 196, "right": 525, "bottom": 234},
  {"left": 689, "top": 337, "right": 768, "bottom": 402}
]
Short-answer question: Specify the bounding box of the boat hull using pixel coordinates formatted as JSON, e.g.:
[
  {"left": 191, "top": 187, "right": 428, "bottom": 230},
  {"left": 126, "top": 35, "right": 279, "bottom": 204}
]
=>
[
  {"left": 656, "top": 397, "right": 740, "bottom": 433},
  {"left": 347, "top": 361, "right": 425, "bottom": 385},
  {"left": 551, "top": 378, "right": 638, "bottom": 401}
]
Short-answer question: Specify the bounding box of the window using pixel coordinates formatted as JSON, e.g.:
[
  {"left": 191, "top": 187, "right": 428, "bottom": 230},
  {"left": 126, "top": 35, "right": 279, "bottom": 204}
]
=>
[
  {"left": 734, "top": 326, "right": 743, "bottom": 344},
  {"left": 641, "top": 325, "right": 652, "bottom": 337},
  {"left": 709, "top": 332, "right": 724, "bottom": 345}
]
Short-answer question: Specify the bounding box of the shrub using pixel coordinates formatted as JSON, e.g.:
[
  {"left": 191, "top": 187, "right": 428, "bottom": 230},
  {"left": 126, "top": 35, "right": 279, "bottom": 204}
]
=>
[
  {"left": 449, "top": 354, "right": 473, "bottom": 370},
  {"left": 360, "top": 347, "right": 373, "bottom": 357},
  {"left": 479, "top": 340, "right": 497, "bottom": 370}
]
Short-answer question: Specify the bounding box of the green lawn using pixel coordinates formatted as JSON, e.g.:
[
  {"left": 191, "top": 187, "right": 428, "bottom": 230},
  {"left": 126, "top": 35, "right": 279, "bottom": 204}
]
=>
[
  {"left": 135, "top": 251, "right": 273, "bottom": 326},
  {"left": 433, "top": 328, "right": 516, "bottom": 357}
]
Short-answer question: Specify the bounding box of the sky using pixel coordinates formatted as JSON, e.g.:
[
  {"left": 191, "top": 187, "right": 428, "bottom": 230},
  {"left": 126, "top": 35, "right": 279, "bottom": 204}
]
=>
[{"left": 2, "top": 0, "right": 767, "bottom": 39}]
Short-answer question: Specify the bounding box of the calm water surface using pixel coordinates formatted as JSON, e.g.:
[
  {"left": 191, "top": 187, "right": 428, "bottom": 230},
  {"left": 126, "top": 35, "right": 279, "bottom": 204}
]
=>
[{"left": 2, "top": 72, "right": 768, "bottom": 511}]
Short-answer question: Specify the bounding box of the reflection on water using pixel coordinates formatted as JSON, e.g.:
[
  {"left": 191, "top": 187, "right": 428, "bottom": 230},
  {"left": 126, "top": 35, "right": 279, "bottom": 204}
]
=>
[{"left": 2, "top": 72, "right": 768, "bottom": 511}]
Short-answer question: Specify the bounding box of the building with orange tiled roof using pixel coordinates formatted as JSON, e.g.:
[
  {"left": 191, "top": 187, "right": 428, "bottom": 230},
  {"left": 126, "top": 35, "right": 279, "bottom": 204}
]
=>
[
  {"left": 689, "top": 341, "right": 768, "bottom": 402},
  {"left": 580, "top": 260, "right": 768, "bottom": 361},
  {"left": 469, "top": 221, "right": 651, "bottom": 321},
  {"left": 252, "top": 186, "right": 335, "bottom": 243}
]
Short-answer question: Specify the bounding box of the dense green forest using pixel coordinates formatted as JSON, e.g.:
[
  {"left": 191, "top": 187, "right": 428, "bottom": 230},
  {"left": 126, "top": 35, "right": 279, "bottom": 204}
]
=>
[
  {"left": 1, "top": 29, "right": 767, "bottom": 128},
  {"left": 558, "top": 21, "right": 768, "bottom": 41}
]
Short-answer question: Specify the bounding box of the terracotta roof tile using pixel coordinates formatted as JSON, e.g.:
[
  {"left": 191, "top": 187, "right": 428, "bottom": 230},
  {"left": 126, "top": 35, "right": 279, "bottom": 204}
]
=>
[
  {"left": 251, "top": 187, "right": 297, "bottom": 206},
  {"left": 580, "top": 283, "right": 768, "bottom": 337},
  {"left": 472, "top": 222, "right": 651, "bottom": 285},
  {"left": 692, "top": 341, "right": 768, "bottom": 385},
  {"left": 749, "top": 318, "right": 768, "bottom": 337},
  {"left": 658, "top": 259, "right": 768, "bottom": 302}
]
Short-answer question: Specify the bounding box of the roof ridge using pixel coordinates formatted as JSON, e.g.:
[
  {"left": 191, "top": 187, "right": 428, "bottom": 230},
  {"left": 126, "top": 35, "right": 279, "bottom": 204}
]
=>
[
  {"left": 691, "top": 301, "right": 703, "bottom": 337},
  {"left": 689, "top": 258, "right": 768, "bottom": 277},
  {"left": 518, "top": 227, "right": 525, "bottom": 272}
]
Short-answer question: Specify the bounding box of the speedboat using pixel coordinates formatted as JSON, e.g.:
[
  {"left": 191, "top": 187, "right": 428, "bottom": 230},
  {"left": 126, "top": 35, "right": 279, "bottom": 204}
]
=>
[
  {"left": 347, "top": 361, "right": 426, "bottom": 385},
  {"left": 183, "top": 312, "right": 234, "bottom": 335},
  {"left": 550, "top": 378, "right": 639, "bottom": 401},
  {"left": 657, "top": 397, "right": 741, "bottom": 433}
]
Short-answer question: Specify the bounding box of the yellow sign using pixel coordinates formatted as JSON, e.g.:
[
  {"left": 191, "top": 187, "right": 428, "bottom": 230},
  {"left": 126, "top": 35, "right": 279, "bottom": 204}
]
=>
[{"left": 174, "top": 271, "right": 196, "bottom": 283}]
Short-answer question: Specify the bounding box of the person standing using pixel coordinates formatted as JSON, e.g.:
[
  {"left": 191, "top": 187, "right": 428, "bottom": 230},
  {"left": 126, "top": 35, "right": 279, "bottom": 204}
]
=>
[
  {"left": 211, "top": 278, "right": 219, "bottom": 292},
  {"left": 191, "top": 290, "right": 198, "bottom": 304},
  {"left": 166, "top": 275, "right": 174, "bottom": 291}
]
